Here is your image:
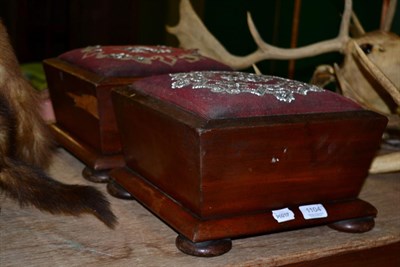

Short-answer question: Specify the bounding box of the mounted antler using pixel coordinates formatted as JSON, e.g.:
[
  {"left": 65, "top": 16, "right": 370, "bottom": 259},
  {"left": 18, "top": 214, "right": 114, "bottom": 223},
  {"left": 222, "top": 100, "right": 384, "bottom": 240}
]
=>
[{"left": 167, "top": 0, "right": 352, "bottom": 70}]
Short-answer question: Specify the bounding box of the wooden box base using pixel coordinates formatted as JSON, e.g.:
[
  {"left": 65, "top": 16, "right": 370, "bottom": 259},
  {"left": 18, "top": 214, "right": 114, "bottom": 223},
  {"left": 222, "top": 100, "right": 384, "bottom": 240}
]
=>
[{"left": 109, "top": 166, "right": 377, "bottom": 257}]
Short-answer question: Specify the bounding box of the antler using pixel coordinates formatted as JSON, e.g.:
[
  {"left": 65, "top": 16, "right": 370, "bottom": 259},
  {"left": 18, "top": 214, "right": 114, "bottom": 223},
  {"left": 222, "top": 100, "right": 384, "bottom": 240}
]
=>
[
  {"left": 370, "top": 151, "right": 400, "bottom": 173},
  {"left": 167, "top": 0, "right": 352, "bottom": 70},
  {"left": 381, "top": 0, "right": 398, "bottom": 31}
]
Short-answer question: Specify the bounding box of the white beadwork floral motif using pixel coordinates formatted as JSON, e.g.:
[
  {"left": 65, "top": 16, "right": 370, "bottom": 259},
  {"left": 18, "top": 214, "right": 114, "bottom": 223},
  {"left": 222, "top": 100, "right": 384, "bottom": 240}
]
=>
[
  {"left": 80, "top": 45, "right": 202, "bottom": 65},
  {"left": 170, "top": 71, "right": 324, "bottom": 103}
]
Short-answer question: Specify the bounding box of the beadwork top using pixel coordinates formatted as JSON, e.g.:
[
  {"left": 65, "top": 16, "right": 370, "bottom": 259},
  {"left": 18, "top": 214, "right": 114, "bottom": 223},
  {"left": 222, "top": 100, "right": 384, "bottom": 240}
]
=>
[
  {"left": 58, "top": 45, "right": 231, "bottom": 77},
  {"left": 169, "top": 71, "right": 324, "bottom": 103},
  {"left": 128, "top": 71, "right": 363, "bottom": 120}
]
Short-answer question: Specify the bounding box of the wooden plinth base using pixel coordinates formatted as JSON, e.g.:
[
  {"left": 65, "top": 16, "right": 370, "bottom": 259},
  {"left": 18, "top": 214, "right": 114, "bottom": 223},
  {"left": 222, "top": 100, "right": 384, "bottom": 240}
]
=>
[
  {"left": 176, "top": 235, "right": 232, "bottom": 257},
  {"left": 107, "top": 179, "right": 134, "bottom": 200},
  {"left": 329, "top": 217, "right": 375, "bottom": 233},
  {"left": 82, "top": 167, "right": 110, "bottom": 183},
  {"left": 109, "top": 167, "right": 377, "bottom": 257},
  {"left": 49, "top": 124, "right": 125, "bottom": 182}
]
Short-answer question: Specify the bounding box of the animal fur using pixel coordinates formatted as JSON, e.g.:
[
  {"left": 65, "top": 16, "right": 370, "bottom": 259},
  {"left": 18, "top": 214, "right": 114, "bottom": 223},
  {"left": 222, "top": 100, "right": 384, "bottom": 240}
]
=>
[{"left": 0, "top": 20, "right": 116, "bottom": 228}]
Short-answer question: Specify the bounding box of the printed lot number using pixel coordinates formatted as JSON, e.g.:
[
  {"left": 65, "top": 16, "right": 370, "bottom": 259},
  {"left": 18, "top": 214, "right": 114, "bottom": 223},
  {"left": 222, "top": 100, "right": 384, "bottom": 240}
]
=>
[
  {"left": 299, "top": 204, "right": 328, "bottom": 220},
  {"left": 272, "top": 208, "right": 295, "bottom": 223}
]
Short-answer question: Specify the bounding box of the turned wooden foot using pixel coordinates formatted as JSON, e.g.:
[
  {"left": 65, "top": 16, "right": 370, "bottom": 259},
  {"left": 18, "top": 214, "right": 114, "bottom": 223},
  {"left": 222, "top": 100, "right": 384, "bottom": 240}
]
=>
[
  {"left": 329, "top": 216, "right": 375, "bottom": 233},
  {"left": 82, "top": 167, "right": 110, "bottom": 183},
  {"left": 107, "top": 179, "right": 134, "bottom": 200},
  {"left": 175, "top": 235, "right": 232, "bottom": 257}
]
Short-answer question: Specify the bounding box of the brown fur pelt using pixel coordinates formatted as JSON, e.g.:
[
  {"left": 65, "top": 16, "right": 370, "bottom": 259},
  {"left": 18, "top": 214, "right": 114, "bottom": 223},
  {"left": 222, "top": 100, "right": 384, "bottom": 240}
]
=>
[{"left": 0, "top": 20, "right": 116, "bottom": 228}]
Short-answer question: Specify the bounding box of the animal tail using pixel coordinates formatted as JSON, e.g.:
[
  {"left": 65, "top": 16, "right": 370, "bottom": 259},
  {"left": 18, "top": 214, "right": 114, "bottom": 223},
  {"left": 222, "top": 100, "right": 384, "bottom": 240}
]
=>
[{"left": 0, "top": 157, "right": 117, "bottom": 228}]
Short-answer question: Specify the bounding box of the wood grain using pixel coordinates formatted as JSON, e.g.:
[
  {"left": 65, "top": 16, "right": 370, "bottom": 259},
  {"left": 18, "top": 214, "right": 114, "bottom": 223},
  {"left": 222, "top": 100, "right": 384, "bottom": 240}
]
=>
[
  {"left": 43, "top": 58, "right": 139, "bottom": 156},
  {"left": 1, "top": 148, "right": 399, "bottom": 266}
]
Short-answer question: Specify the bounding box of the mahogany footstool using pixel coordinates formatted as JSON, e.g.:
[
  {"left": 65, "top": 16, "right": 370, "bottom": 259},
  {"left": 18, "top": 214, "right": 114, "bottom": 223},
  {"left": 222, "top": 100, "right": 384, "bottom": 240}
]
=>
[
  {"left": 43, "top": 45, "right": 231, "bottom": 185},
  {"left": 109, "top": 71, "right": 387, "bottom": 257}
]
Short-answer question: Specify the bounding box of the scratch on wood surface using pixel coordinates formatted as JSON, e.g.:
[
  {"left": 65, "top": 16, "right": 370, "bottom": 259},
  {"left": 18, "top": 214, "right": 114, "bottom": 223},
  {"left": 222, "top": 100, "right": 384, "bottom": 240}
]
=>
[
  {"left": 62, "top": 239, "right": 115, "bottom": 257},
  {"left": 44, "top": 234, "right": 121, "bottom": 259}
]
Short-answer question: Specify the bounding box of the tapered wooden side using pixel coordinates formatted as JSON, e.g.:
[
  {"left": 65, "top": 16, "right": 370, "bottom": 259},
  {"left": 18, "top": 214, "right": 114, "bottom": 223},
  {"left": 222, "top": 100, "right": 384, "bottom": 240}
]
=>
[{"left": 198, "top": 111, "right": 387, "bottom": 218}]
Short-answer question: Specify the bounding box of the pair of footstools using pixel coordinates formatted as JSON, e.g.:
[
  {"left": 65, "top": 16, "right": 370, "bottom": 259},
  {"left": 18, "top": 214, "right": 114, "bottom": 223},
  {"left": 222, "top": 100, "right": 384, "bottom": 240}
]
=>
[{"left": 43, "top": 45, "right": 387, "bottom": 257}]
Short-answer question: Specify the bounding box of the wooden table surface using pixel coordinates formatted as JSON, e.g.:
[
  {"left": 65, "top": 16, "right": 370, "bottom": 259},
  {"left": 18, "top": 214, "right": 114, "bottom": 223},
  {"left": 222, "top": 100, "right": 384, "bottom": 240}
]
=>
[{"left": 1, "top": 148, "right": 399, "bottom": 267}]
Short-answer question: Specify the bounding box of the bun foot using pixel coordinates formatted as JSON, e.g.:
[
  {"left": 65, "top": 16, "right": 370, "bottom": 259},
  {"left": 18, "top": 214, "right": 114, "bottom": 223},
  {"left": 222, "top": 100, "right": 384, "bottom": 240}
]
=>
[
  {"left": 175, "top": 235, "right": 232, "bottom": 257},
  {"left": 329, "top": 217, "right": 375, "bottom": 233},
  {"left": 82, "top": 167, "right": 110, "bottom": 183},
  {"left": 107, "top": 179, "right": 134, "bottom": 200}
]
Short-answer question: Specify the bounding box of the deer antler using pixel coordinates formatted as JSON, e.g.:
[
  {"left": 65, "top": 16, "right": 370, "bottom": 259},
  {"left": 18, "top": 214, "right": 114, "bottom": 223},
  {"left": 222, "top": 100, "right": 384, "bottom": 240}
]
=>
[
  {"left": 369, "top": 151, "right": 400, "bottom": 173},
  {"left": 381, "top": 0, "right": 398, "bottom": 31},
  {"left": 167, "top": 0, "right": 352, "bottom": 70}
]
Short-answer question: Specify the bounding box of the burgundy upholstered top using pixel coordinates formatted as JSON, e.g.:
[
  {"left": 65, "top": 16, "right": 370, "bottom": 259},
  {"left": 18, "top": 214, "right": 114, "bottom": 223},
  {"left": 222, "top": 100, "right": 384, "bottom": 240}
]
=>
[
  {"left": 58, "top": 45, "right": 231, "bottom": 77},
  {"left": 130, "top": 71, "right": 363, "bottom": 120}
]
